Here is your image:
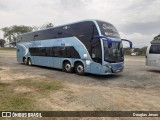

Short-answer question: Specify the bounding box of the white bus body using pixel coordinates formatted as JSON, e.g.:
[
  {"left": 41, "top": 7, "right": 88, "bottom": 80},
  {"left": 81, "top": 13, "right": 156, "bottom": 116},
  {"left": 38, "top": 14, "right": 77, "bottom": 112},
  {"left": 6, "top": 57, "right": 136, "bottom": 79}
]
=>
[{"left": 146, "top": 41, "right": 160, "bottom": 68}]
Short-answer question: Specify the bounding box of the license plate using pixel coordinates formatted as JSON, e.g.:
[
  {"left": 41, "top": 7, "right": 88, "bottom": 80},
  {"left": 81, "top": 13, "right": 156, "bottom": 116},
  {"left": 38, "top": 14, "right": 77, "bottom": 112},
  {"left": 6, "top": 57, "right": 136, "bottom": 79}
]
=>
[
  {"left": 115, "top": 64, "right": 122, "bottom": 68},
  {"left": 116, "top": 69, "right": 121, "bottom": 72}
]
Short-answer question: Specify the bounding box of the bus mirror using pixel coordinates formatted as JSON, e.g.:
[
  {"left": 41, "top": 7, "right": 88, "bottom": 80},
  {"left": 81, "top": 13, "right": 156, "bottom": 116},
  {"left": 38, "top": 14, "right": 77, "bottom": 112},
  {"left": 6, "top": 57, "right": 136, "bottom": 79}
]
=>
[
  {"left": 83, "top": 54, "right": 87, "bottom": 60},
  {"left": 94, "top": 35, "right": 112, "bottom": 48},
  {"left": 107, "top": 38, "right": 112, "bottom": 48},
  {"left": 121, "top": 39, "right": 133, "bottom": 48}
]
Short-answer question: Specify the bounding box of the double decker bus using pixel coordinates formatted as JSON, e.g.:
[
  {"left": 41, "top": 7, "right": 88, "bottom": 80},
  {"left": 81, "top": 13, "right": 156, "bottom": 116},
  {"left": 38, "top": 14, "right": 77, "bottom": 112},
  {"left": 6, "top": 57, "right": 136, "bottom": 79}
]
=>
[{"left": 16, "top": 20, "right": 132, "bottom": 75}]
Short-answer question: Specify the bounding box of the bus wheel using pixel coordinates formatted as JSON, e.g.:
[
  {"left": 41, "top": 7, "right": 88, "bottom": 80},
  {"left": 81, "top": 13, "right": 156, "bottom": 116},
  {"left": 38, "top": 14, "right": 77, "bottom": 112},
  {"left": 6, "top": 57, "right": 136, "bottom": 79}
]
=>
[
  {"left": 75, "top": 62, "right": 85, "bottom": 75},
  {"left": 63, "top": 62, "right": 73, "bottom": 73},
  {"left": 28, "top": 58, "right": 32, "bottom": 66},
  {"left": 24, "top": 58, "right": 28, "bottom": 65}
]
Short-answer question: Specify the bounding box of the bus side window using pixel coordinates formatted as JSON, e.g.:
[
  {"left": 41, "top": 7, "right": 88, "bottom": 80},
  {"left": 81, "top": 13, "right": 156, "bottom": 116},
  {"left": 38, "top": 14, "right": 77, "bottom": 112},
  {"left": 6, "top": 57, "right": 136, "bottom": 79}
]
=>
[
  {"left": 66, "top": 47, "right": 71, "bottom": 58},
  {"left": 61, "top": 47, "right": 66, "bottom": 58},
  {"left": 54, "top": 47, "right": 62, "bottom": 57},
  {"left": 41, "top": 48, "right": 46, "bottom": 56},
  {"left": 70, "top": 47, "right": 80, "bottom": 59},
  {"left": 45, "top": 47, "right": 51, "bottom": 56},
  {"left": 51, "top": 47, "right": 55, "bottom": 57},
  {"left": 149, "top": 45, "right": 160, "bottom": 54}
]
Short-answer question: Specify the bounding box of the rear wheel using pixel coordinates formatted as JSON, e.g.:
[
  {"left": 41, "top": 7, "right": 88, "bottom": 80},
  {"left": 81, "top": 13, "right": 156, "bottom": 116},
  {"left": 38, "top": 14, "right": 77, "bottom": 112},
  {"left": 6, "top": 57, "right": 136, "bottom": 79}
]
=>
[
  {"left": 24, "top": 58, "right": 28, "bottom": 65},
  {"left": 63, "top": 62, "right": 73, "bottom": 73},
  {"left": 28, "top": 58, "right": 32, "bottom": 66},
  {"left": 75, "top": 62, "right": 85, "bottom": 75}
]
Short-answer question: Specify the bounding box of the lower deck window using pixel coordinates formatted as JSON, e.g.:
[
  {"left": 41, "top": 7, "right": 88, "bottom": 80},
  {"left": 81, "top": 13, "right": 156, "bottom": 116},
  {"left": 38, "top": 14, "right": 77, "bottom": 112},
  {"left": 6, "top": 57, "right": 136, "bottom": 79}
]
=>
[{"left": 29, "top": 46, "right": 80, "bottom": 58}]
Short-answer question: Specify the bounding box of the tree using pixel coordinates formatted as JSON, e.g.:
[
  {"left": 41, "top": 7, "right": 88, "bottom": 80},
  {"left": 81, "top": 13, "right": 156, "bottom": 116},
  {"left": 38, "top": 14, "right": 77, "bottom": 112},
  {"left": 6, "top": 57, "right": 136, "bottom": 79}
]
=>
[
  {"left": 124, "top": 48, "right": 132, "bottom": 55},
  {"left": 40, "top": 23, "right": 54, "bottom": 30},
  {"left": 45, "top": 23, "right": 54, "bottom": 28},
  {"left": 31, "top": 23, "right": 54, "bottom": 31},
  {"left": 1, "top": 25, "right": 33, "bottom": 46},
  {"left": 153, "top": 34, "right": 160, "bottom": 41},
  {"left": 0, "top": 39, "right": 6, "bottom": 47},
  {"left": 139, "top": 46, "right": 147, "bottom": 56}
]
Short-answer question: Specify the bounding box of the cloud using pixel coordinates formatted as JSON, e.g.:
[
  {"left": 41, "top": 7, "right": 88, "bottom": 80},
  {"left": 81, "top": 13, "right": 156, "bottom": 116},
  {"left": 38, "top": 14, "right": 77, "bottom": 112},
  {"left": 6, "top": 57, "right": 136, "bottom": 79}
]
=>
[
  {"left": 119, "top": 20, "right": 160, "bottom": 34},
  {"left": 120, "top": 0, "right": 160, "bottom": 23},
  {"left": 0, "top": 0, "right": 160, "bottom": 47},
  {"left": 120, "top": 32, "right": 156, "bottom": 48}
]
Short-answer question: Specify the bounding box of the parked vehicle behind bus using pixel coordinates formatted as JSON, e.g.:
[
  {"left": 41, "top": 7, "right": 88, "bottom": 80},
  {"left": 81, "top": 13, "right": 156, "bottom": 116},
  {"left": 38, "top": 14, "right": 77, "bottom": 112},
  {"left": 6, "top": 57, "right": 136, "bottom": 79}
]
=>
[
  {"left": 146, "top": 40, "right": 160, "bottom": 68},
  {"left": 16, "top": 20, "right": 132, "bottom": 75}
]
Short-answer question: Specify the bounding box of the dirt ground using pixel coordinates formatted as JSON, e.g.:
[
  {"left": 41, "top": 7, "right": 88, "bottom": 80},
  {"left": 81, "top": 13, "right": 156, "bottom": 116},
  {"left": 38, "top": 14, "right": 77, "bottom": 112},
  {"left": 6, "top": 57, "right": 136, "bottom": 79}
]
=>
[{"left": 0, "top": 50, "right": 160, "bottom": 119}]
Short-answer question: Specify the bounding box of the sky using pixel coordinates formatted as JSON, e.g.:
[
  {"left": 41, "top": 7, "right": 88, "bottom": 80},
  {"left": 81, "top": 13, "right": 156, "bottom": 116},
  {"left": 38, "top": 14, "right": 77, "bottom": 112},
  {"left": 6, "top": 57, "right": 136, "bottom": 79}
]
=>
[{"left": 0, "top": 0, "right": 160, "bottom": 47}]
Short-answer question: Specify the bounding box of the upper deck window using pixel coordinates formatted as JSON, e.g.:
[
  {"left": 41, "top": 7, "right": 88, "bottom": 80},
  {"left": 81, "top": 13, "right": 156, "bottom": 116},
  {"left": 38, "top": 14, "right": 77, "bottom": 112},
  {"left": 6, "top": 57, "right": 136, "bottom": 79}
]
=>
[{"left": 97, "top": 21, "right": 120, "bottom": 38}]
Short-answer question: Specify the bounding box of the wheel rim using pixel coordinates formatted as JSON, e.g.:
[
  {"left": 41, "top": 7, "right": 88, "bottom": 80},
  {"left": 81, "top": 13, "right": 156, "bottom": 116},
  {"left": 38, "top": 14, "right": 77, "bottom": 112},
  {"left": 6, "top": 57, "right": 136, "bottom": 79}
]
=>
[
  {"left": 65, "top": 63, "right": 71, "bottom": 71},
  {"left": 24, "top": 59, "right": 27, "bottom": 64},
  {"left": 77, "top": 65, "right": 84, "bottom": 73},
  {"left": 28, "top": 59, "right": 31, "bottom": 65}
]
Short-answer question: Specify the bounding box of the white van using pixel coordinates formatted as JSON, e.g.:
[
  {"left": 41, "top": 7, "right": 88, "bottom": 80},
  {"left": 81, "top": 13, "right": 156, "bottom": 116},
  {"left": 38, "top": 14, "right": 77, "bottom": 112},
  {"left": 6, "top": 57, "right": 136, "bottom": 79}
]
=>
[{"left": 146, "top": 41, "right": 160, "bottom": 68}]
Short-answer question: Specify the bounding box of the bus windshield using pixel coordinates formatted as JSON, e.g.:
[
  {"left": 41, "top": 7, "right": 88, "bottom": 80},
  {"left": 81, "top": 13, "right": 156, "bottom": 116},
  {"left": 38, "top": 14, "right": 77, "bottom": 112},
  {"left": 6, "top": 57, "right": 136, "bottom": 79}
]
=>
[
  {"left": 103, "top": 40, "right": 124, "bottom": 63},
  {"left": 97, "top": 21, "right": 120, "bottom": 38}
]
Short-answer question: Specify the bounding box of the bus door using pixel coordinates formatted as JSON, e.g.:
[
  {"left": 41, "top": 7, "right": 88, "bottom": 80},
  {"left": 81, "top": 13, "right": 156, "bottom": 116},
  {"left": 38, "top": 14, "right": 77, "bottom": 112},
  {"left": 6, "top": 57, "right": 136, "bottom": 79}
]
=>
[{"left": 90, "top": 42, "right": 102, "bottom": 74}]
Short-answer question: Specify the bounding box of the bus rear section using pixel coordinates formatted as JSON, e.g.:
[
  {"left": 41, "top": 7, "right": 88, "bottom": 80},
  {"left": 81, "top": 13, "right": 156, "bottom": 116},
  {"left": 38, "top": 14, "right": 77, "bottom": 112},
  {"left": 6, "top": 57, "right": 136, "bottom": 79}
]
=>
[{"left": 146, "top": 41, "right": 160, "bottom": 68}]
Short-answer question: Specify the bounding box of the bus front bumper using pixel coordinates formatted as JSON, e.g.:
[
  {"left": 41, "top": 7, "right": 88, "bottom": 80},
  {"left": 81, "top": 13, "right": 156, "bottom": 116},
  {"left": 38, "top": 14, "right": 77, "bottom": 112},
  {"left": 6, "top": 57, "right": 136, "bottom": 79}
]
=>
[{"left": 100, "top": 63, "right": 124, "bottom": 75}]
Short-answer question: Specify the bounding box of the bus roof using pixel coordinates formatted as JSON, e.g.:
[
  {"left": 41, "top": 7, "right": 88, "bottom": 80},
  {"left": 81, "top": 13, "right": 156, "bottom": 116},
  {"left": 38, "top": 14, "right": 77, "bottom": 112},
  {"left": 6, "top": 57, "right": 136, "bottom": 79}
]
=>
[
  {"left": 18, "top": 20, "right": 95, "bottom": 36},
  {"left": 151, "top": 40, "right": 160, "bottom": 44},
  {"left": 17, "top": 19, "right": 112, "bottom": 37}
]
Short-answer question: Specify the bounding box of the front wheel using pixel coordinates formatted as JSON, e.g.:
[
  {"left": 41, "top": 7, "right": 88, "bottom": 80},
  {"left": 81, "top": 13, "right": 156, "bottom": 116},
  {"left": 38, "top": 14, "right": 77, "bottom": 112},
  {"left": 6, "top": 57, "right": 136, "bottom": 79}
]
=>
[{"left": 75, "top": 62, "right": 85, "bottom": 75}]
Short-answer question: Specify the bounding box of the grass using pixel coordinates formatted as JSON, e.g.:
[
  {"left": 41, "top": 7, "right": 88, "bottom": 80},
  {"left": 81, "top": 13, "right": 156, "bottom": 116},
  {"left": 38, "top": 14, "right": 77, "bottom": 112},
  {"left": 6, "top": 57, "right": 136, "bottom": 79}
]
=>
[
  {"left": 0, "top": 82, "right": 10, "bottom": 86},
  {"left": 0, "top": 47, "right": 16, "bottom": 51},
  {"left": 16, "top": 78, "right": 64, "bottom": 91},
  {"left": 0, "top": 82, "right": 10, "bottom": 90},
  {"left": 0, "top": 78, "right": 64, "bottom": 111},
  {"left": 0, "top": 68, "right": 3, "bottom": 71}
]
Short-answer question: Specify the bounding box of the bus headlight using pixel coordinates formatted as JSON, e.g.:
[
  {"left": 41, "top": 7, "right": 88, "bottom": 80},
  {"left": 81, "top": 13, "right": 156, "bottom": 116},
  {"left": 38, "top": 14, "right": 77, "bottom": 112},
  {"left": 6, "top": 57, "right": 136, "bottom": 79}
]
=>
[
  {"left": 86, "top": 60, "right": 91, "bottom": 65},
  {"left": 105, "top": 64, "right": 112, "bottom": 69},
  {"left": 108, "top": 65, "right": 112, "bottom": 69}
]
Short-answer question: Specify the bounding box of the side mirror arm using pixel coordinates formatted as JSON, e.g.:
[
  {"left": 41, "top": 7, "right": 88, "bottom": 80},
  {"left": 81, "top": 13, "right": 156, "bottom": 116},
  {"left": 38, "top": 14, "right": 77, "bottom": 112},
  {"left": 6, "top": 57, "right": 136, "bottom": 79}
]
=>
[{"left": 121, "top": 39, "right": 133, "bottom": 48}]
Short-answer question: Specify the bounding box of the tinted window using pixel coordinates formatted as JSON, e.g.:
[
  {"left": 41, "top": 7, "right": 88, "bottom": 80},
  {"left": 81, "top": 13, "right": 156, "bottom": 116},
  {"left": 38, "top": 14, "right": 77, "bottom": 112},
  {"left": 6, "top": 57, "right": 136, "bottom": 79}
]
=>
[
  {"left": 29, "top": 46, "right": 80, "bottom": 58},
  {"left": 17, "top": 21, "right": 100, "bottom": 50},
  {"left": 103, "top": 41, "right": 124, "bottom": 63},
  {"left": 17, "top": 21, "right": 98, "bottom": 42},
  {"left": 149, "top": 45, "right": 160, "bottom": 54},
  {"left": 19, "top": 21, "right": 101, "bottom": 63},
  {"left": 54, "top": 47, "right": 62, "bottom": 57},
  {"left": 96, "top": 20, "right": 120, "bottom": 38},
  {"left": 71, "top": 22, "right": 100, "bottom": 60}
]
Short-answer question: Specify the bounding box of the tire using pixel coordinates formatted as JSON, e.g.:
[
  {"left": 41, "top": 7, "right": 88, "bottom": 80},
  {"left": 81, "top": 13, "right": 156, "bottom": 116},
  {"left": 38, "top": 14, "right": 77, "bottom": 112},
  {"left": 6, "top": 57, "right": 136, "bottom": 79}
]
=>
[
  {"left": 28, "top": 58, "right": 32, "bottom": 66},
  {"left": 63, "top": 62, "right": 73, "bottom": 73},
  {"left": 75, "top": 62, "right": 85, "bottom": 75},
  {"left": 24, "top": 58, "right": 28, "bottom": 65}
]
